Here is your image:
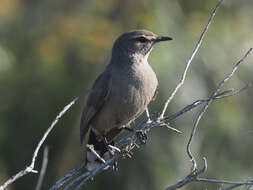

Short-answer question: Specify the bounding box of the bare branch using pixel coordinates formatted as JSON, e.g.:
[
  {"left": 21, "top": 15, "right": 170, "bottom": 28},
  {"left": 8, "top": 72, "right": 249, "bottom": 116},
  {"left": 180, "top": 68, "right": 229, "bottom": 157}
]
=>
[
  {"left": 48, "top": 163, "right": 86, "bottom": 190},
  {"left": 51, "top": 66, "right": 253, "bottom": 190},
  {"left": 196, "top": 178, "right": 253, "bottom": 186},
  {"left": 159, "top": 0, "right": 225, "bottom": 119},
  {"left": 159, "top": 123, "right": 182, "bottom": 134},
  {"left": 0, "top": 90, "right": 89, "bottom": 190},
  {"left": 162, "top": 89, "right": 234, "bottom": 123},
  {"left": 164, "top": 48, "right": 252, "bottom": 190},
  {"left": 215, "top": 82, "right": 253, "bottom": 99},
  {"left": 220, "top": 182, "right": 253, "bottom": 190},
  {"left": 35, "top": 146, "right": 49, "bottom": 190},
  {"left": 186, "top": 48, "right": 252, "bottom": 171},
  {"left": 160, "top": 82, "right": 252, "bottom": 125},
  {"left": 166, "top": 177, "right": 253, "bottom": 190},
  {"left": 165, "top": 158, "right": 207, "bottom": 190},
  {"left": 62, "top": 153, "right": 122, "bottom": 190}
]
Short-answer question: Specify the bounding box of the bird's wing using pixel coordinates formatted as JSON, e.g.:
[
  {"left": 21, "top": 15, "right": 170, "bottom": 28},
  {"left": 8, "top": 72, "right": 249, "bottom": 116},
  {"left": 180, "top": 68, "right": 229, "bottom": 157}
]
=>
[{"left": 80, "top": 71, "right": 112, "bottom": 145}]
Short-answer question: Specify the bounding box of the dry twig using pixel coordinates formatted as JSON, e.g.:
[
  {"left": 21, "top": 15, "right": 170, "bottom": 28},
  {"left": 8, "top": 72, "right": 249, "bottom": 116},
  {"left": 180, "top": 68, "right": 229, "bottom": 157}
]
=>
[
  {"left": 35, "top": 146, "right": 49, "bottom": 190},
  {"left": 165, "top": 48, "right": 252, "bottom": 190},
  {"left": 159, "top": 0, "right": 225, "bottom": 119},
  {"left": 186, "top": 48, "right": 253, "bottom": 171},
  {"left": 0, "top": 91, "right": 88, "bottom": 190}
]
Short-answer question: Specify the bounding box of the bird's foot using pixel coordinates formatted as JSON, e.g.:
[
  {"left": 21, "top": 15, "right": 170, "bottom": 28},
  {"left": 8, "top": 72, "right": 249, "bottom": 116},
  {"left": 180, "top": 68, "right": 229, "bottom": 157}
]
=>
[
  {"left": 122, "top": 149, "right": 134, "bottom": 159},
  {"left": 112, "top": 160, "right": 119, "bottom": 171},
  {"left": 123, "top": 127, "right": 148, "bottom": 144},
  {"left": 107, "top": 144, "right": 121, "bottom": 154},
  {"left": 136, "top": 130, "right": 148, "bottom": 144},
  {"left": 103, "top": 144, "right": 120, "bottom": 171}
]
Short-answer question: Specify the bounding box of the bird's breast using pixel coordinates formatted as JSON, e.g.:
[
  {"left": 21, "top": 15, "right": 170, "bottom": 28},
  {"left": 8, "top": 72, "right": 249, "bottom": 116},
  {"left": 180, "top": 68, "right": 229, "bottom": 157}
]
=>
[
  {"left": 111, "top": 63, "right": 158, "bottom": 112},
  {"left": 93, "top": 62, "right": 158, "bottom": 134}
]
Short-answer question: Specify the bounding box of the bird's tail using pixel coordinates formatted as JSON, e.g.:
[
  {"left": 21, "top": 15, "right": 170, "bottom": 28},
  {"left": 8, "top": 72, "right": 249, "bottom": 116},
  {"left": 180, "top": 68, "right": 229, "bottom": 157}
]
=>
[
  {"left": 83, "top": 129, "right": 108, "bottom": 171},
  {"left": 83, "top": 127, "right": 124, "bottom": 171}
]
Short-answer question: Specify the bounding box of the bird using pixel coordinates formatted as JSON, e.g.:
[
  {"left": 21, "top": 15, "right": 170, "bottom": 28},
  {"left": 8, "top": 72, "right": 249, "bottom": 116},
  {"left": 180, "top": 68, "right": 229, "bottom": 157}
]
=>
[{"left": 80, "top": 29, "right": 172, "bottom": 170}]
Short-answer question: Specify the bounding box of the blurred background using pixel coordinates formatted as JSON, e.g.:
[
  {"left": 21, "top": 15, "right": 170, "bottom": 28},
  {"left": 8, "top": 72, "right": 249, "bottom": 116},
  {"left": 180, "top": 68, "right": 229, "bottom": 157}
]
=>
[{"left": 0, "top": 0, "right": 253, "bottom": 189}]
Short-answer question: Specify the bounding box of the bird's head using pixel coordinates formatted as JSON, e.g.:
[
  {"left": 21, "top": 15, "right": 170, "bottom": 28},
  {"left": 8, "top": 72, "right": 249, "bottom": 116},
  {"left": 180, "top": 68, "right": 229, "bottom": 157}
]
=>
[{"left": 112, "top": 29, "right": 172, "bottom": 62}]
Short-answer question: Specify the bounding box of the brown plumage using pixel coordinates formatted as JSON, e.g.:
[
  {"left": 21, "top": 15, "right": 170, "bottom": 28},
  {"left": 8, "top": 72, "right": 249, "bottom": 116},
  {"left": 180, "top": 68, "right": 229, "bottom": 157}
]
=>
[{"left": 80, "top": 29, "right": 172, "bottom": 170}]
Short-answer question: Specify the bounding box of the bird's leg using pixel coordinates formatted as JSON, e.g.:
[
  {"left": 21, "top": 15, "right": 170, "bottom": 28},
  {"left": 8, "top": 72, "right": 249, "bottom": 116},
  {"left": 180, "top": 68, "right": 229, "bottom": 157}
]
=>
[
  {"left": 102, "top": 136, "right": 120, "bottom": 171},
  {"left": 108, "top": 142, "right": 120, "bottom": 172},
  {"left": 102, "top": 136, "right": 120, "bottom": 154},
  {"left": 145, "top": 108, "right": 151, "bottom": 123}
]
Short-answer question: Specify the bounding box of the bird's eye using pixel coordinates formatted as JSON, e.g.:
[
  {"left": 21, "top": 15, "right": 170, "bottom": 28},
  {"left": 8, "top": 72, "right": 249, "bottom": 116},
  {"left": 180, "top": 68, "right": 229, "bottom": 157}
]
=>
[{"left": 137, "top": 36, "right": 149, "bottom": 43}]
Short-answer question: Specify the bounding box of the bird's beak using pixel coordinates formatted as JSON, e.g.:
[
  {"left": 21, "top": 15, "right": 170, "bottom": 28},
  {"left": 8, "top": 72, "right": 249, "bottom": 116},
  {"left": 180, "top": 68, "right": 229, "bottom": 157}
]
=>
[{"left": 155, "top": 36, "right": 173, "bottom": 42}]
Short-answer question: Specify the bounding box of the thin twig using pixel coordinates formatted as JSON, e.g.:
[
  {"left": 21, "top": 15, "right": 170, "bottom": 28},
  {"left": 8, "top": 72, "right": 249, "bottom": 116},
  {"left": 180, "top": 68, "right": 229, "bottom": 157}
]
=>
[
  {"left": 0, "top": 89, "right": 89, "bottom": 190},
  {"left": 165, "top": 48, "right": 252, "bottom": 190},
  {"left": 165, "top": 158, "right": 207, "bottom": 190},
  {"left": 166, "top": 177, "right": 253, "bottom": 190},
  {"left": 220, "top": 182, "right": 253, "bottom": 190},
  {"left": 162, "top": 89, "right": 234, "bottom": 123},
  {"left": 160, "top": 123, "right": 183, "bottom": 134},
  {"left": 215, "top": 82, "right": 253, "bottom": 99},
  {"left": 196, "top": 178, "right": 253, "bottom": 186},
  {"left": 159, "top": 0, "right": 225, "bottom": 119},
  {"left": 35, "top": 146, "right": 49, "bottom": 190},
  {"left": 186, "top": 48, "right": 252, "bottom": 171}
]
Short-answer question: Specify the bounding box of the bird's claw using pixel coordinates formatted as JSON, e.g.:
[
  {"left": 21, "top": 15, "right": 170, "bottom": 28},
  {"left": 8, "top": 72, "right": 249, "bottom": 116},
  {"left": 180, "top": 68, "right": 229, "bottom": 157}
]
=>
[
  {"left": 107, "top": 145, "right": 121, "bottom": 155},
  {"left": 136, "top": 130, "right": 148, "bottom": 144},
  {"left": 104, "top": 145, "right": 120, "bottom": 171},
  {"left": 112, "top": 160, "right": 119, "bottom": 171}
]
